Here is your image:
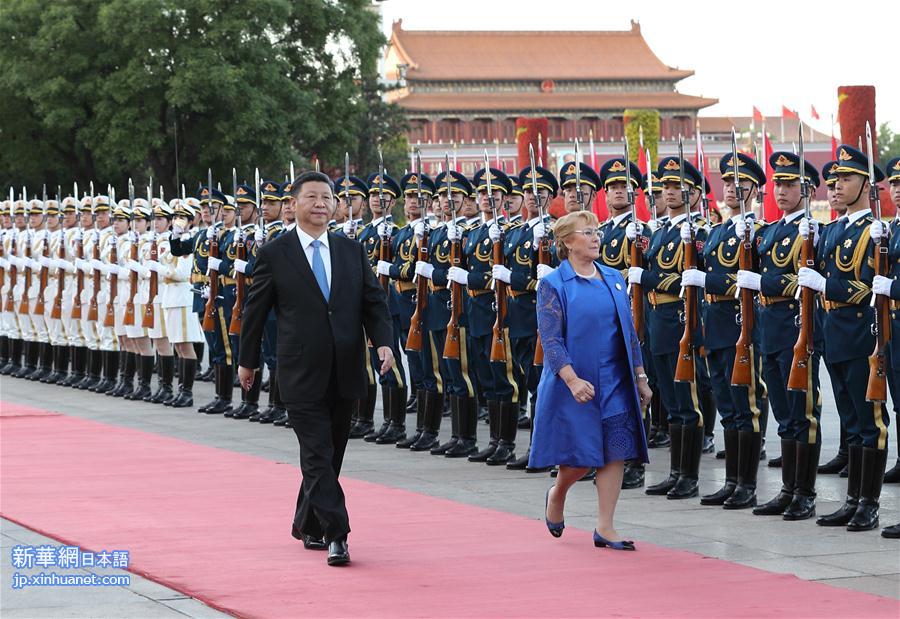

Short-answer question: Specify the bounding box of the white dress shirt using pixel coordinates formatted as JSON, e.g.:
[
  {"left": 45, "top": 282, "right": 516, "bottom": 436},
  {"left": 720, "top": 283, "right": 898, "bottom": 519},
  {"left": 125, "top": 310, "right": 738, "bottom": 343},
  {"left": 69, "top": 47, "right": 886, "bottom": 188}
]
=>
[{"left": 295, "top": 226, "right": 332, "bottom": 288}]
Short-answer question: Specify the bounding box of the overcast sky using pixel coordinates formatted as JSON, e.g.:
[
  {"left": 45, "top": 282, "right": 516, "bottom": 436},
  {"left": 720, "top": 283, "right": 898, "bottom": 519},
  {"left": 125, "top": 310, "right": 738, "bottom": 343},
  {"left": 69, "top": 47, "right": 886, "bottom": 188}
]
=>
[{"left": 376, "top": 0, "right": 896, "bottom": 132}]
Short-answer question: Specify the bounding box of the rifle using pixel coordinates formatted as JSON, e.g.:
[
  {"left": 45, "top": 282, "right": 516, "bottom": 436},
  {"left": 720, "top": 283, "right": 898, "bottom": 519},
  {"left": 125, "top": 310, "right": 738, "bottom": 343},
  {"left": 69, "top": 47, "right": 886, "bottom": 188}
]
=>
[
  {"left": 624, "top": 139, "right": 645, "bottom": 342},
  {"left": 344, "top": 152, "right": 357, "bottom": 240},
  {"left": 102, "top": 185, "right": 118, "bottom": 327},
  {"left": 34, "top": 185, "right": 50, "bottom": 316},
  {"left": 51, "top": 188, "right": 68, "bottom": 320},
  {"left": 485, "top": 152, "right": 508, "bottom": 363},
  {"left": 787, "top": 130, "right": 817, "bottom": 392},
  {"left": 229, "top": 168, "right": 245, "bottom": 335},
  {"left": 141, "top": 184, "right": 159, "bottom": 329},
  {"left": 731, "top": 129, "right": 754, "bottom": 387},
  {"left": 377, "top": 148, "right": 392, "bottom": 294},
  {"left": 574, "top": 138, "right": 585, "bottom": 211},
  {"left": 646, "top": 148, "right": 658, "bottom": 224},
  {"left": 18, "top": 193, "right": 33, "bottom": 316},
  {"left": 72, "top": 183, "right": 85, "bottom": 320},
  {"left": 3, "top": 187, "right": 16, "bottom": 313},
  {"left": 531, "top": 145, "right": 551, "bottom": 366},
  {"left": 87, "top": 182, "right": 101, "bottom": 322},
  {"left": 674, "top": 136, "right": 698, "bottom": 383},
  {"left": 124, "top": 179, "right": 138, "bottom": 326},
  {"left": 444, "top": 154, "right": 462, "bottom": 360},
  {"left": 202, "top": 169, "right": 219, "bottom": 332},
  {"left": 406, "top": 149, "right": 428, "bottom": 353},
  {"left": 865, "top": 121, "right": 889, "bottom": 403}
]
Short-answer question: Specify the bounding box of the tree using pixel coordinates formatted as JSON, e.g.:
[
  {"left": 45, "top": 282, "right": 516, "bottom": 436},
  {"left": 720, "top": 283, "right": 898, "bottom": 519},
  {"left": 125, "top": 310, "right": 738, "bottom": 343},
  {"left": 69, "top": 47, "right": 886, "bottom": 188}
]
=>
[
  {"left": 623, "top": 109, "right": 660, "bottom": 163},
  {"left": 0, "top": 0, "right": 404, "bottom": 196},
  {"left": 878, "top": 122, "right": 900, "bottom": 166}
]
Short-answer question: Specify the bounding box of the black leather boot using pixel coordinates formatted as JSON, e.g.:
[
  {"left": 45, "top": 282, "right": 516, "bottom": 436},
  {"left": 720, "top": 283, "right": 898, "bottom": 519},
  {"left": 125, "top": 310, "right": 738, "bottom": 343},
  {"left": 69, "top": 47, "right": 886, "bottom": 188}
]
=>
[
  {"left": 14, "top": 340, "right": 38, "bottom": 378},
  {"left": 648, "top": 397, "right": 671, "bottom": 448},
  {"left": 241, "top": 373, "right": 265, "bottom": 421},
  {"left": 28, "top": 342, "right": 53, "bottom": 381},
  {"left": 847, "top": 447, "right": 887, "bottom": 531},
  {"left": 2, "top": 338, "right": 23, "bottom": 376},
  {"left": 112, "top": 352, "right": 137, "bottom": 398},
  {"left": 62, "top": 346, "right": 85, "bottom": 386},
  {"left": 105, "top": 350, "right": 127, "bottom": 394},
  {"left": 349, "top": 384, "right": 377, "bottom": 438},
  {"left": 432, "top": 395, "right": 460, "bottom": 455},
  {"left": 411, "top": 391, "right": 443, "bottom": 452},
  {"left": 486, "top": 401, "right": 518, "bottom": 465},
  {"left": 197, "top": 364, "right": 222, "bottom": 412},
  {"left": 127, "top": 355, "right": 154, "bottom": 400},
  {"left": 702, "top": 428, "right": 739, "bottom": 505},
  {"left": 77, "top": 349, "right": 102, "bottom": 389},
  {"left": 93, "top": 351, "right": 119, "bottom": 394},
  {"left": 646, "top": 423, "right": 682, "bottom": 495},
  {"left": 170, "top": 357, "right": 195, "bottom": 408},
  {"left": 468, "top": 400, "right": 500, "bottom": 462},
  {"left": 398, "top": 389, "right": 427, "bottom": 448},
  {"left": 0, "top": 335, "right": 7, "bottom": 370},
  {"left": 206, "top": 364, "right": 233, "bottom": 414},
  {"left": 364, "top": 386, "right": 391, "bottom": 442},
  {"left": 45, "top": 344, "right": 70, "bottom": 385},
  {"left": 446, "top": 396, "right": 478, "bottom": 458},
  {"left": 376, "top": 386, "right": 408, "bottom": 444},
  {"left": 754, "top": 439, "right": 797, "bottom": 516},
  {"left": 783, "top": 441, "right": 820, "bottom": 520},
  {"left": 819, "top": 426, "right": 848, "bottom": 474},
  {"left": 724, "top": 430, "right": 761, "bottom": 509},
  {"left": 508, "top": 398, "right": 536, "bottom": 470},
  {"left": 817, "top": 443, "right": 863, "bottom": 526},
  {"left": 405, "top": 389, "right": 418, "bottom": 414},
  {"left": 148, "top": 355, "right": 174, "bottom": 403},
  {"left": 668, "top": 424, "right": 702, "bottom": 499}
]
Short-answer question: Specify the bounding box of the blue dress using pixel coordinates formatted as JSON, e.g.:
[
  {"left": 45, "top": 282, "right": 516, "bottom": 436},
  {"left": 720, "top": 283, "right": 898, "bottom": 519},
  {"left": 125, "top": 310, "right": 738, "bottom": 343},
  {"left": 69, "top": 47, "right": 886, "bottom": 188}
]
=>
[{"left": 528, "top": 260, "right": 650, "bottom": 468}]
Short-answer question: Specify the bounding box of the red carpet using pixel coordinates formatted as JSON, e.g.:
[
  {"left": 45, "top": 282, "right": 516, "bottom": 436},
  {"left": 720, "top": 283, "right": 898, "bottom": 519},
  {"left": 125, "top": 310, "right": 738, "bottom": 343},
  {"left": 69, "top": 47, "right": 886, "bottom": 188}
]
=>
[
  {"left": 1, "top": 400, "right": 896, "bottom": 619},
  {"left": 0, "top": 401, "right": 62, "bottom": 417}
]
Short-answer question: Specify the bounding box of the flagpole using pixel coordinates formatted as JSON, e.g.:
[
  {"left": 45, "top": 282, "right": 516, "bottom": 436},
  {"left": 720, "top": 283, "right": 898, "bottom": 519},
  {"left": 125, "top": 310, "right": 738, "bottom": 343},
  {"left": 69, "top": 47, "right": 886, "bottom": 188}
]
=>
[{"left": 781, "top": 115, "right": 785, "bottom": 143}]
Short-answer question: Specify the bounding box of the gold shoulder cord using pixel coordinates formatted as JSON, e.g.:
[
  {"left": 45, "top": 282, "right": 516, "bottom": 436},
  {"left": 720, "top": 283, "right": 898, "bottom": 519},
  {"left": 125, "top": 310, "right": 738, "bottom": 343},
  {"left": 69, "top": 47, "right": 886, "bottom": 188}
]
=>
[
  {"left": 772, "top": 235, "right": 802, "bottom": 269},
  {"left": 836, "top": 228, "right": 871, "bottom": 278},
  {"left": 656, "top": 241, "right": 683, "bottom": 270}
]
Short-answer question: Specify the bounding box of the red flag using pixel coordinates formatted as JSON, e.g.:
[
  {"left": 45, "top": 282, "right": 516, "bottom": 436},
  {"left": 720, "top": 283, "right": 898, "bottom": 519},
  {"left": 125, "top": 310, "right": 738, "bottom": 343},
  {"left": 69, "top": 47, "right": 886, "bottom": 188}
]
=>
[
  {"left": 762, "top": 132, "right": 779, "bottom": 222},
  {"left": 634, "top": 145, "right": 651, "bottom": 221},
  {"left": 810, "top": 105, "right": 820, "bottom": 120},
  {"left": 593, "top": 182, "right": 608, "bottom": 221},
  {"left": 692, "top": 134, "right": 718, "bottom": 216},
  {"left": 782, "top": 106, "right": 799, "bottom": 120},
  {"left": 831, "top": 133, "right": 838, "bottom": 159},
  {"left": 752, "top": 106, "right": 764, "bottom": 123}
]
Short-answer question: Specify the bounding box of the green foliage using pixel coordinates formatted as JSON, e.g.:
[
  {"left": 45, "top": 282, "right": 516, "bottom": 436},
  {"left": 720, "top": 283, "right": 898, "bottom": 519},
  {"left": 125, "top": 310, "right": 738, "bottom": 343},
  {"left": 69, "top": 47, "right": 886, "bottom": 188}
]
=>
[
  {"left": 0, "top": 0, "right": 406, "bottom": 196},
  {"left": 623, "top": 109, "right": 660, "bottom": 163},
  {"left": 878, "top": 122, "right": 900, "bottom": 166}
]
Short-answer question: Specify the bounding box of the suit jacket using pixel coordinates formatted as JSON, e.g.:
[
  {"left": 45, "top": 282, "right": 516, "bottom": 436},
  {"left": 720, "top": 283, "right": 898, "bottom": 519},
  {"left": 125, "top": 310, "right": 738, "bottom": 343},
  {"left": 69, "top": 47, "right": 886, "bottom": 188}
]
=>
[{"left": 238, "top": 228, "right": 393, "bottom": 403}]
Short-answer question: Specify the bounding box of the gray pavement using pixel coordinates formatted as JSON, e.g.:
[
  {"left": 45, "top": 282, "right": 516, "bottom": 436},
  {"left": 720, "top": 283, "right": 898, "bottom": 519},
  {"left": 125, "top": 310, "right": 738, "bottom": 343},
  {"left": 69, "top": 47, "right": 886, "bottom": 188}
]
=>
[{"left": 2, "top": 363, "right": 899, "bottom": 617}]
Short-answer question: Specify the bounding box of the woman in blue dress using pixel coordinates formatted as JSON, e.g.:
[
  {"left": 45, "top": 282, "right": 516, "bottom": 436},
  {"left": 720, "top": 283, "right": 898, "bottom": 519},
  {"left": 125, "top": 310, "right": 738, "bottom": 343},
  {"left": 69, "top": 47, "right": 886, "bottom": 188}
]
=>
[{"left": 530, "top": 211, "right": 651, "bottom": 550}]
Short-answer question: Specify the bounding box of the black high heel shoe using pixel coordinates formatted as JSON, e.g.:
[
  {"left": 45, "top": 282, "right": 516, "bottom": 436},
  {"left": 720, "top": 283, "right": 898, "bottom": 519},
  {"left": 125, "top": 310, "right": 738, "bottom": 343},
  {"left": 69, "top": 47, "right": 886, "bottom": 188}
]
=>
[{"left": 544, "top": 487, "right": 565, "bottom": 538}]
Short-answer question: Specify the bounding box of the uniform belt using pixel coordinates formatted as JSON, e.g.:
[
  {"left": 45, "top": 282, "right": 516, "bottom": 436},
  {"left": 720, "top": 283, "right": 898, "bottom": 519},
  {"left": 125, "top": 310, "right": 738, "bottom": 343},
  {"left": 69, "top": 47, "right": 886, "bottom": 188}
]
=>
[
  {"left": 508, "top": 289, "right": 534, "bottom": 298},
  {"left": 467, "top": 289, "right": 492, "bottom": 298},
  {"left": 219, "top": 276, "right": 237, "bottom": 286},
  {"left": 758, "top": 294, "right": 791, "bottom": 307},
  {"left": 704, "top": 293, "right": 734, "bottom": 304},
  {"left": 648, "top": 291, "right": 680, "bottom": 307},
  {"left": 190, "top": 274, "right": 208, "bottom": 284},
  {"left": 429, "top": 283, "right": 447, "bottom": 292},
  {"left": 822, "top": 299, "right": 852, "bottom": 312},
  {"left": 395, "top": 281, "right": 416, "bottom": 293}
]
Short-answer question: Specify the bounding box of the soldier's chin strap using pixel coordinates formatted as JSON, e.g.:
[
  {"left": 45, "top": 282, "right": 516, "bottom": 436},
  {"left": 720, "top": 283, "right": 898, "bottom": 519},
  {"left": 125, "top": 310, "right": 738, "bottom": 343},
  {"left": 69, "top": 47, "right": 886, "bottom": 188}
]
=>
[{"left": 849, "top": 176, "right": 867, "bottom": 210}]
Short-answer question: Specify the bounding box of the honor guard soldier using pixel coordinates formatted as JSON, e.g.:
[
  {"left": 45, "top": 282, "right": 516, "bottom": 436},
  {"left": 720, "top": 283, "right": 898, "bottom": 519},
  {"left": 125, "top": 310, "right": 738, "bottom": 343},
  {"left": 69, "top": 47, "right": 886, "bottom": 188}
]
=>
[
  {"left": 140, "top": 200, "right": 175, "bottom": 403},
  {"left": 746, "top": 151, "right": 824, "bottom": 520},
  {"left": 43, "top": 196, "right": 79, "bottom": 384},
  {"left": 875, "top": 157, "right": 900, "bottom": 485},
  {"left": 503, "top": 164, "right": 558, "bottom": 471},
  {"left": 801, "top": 144, "right": 889, "bottom": 531},
  {"left": 0, "top": 202, "right": 11, "bottom": 372},
  {"left": 25, "top": 198, "right": 53, "bottom": 381},
  {"left": 108, "top": 200, "right": 138, "bottom": 398},
  {"left": 628, "top": 156, "right": 709, "bottom": 499},
  {"left": 600, "top": 156, "right": 652, "bottom": 489},
  {"left": 2, "top": 200, "right": 28, "bottom": 376},
  {"left": 390, "top": 170, "right": 438, "bottom": 448},
  {"left": 39, "top": 196, "right": 65, "bottom": 383},
  {"left": 123, "top": 201, "right": 156, "bottom": 401},
  {"left": 93, "top": 194, "right": 121, "bottom": 394},
  {"left": 74, "top": 195, "right": 102, "bottom": 390},
  {"left": 360, "top": 172, "right": 408, "bottom": 444},
  {"left": 14, "top": 198, "right": 41, "bottom": 378},
  {"left": 690, "top": 152, "right": 768, "bottom": 509}
]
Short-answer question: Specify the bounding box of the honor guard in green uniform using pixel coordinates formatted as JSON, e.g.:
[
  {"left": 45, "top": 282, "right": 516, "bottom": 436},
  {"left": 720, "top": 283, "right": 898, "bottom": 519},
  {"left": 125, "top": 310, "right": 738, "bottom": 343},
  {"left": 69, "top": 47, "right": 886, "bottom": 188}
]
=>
[{"left": 804, "top": 145, "right": 889, "bottom": 531}]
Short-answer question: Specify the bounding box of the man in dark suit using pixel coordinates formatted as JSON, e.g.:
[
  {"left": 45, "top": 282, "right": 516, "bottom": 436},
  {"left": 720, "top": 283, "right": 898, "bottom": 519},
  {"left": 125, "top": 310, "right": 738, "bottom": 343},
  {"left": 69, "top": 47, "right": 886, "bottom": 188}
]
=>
[{"left": 238, "top": 171, "right": 394, "bottom": 566}]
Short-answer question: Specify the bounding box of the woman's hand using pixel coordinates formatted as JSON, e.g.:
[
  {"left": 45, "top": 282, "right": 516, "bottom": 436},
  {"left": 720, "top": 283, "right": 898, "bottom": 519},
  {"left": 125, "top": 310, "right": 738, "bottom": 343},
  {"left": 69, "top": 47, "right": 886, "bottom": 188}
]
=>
[
  {"left": 636, "top": 376, "right": 652, "bottom": 409},
  {"left": 565, "top": 376, "right": 595, "bottom": 404}
]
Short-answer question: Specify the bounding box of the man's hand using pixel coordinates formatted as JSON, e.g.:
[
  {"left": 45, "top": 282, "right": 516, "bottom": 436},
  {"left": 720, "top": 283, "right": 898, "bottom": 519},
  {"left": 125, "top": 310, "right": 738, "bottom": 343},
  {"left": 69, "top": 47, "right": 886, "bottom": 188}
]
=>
[
  {"left": 536, "top": 264, "right": 556, "bottom": 280},
  {"left": 376, "top": 260, "right": 392, "bottom": 277},
  {"left": 238, "top": 366, "right": 256, "bottom": 391},
  {"left": 377, "top": 346, "right": 394, "bottom": 376}
]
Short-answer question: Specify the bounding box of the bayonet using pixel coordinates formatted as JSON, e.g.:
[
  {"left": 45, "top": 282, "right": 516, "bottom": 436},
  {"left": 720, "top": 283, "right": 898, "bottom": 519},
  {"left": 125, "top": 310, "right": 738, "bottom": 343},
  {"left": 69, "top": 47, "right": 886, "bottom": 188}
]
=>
[{"left": 574, "top": 138, "right": 584, "bottom": 211}]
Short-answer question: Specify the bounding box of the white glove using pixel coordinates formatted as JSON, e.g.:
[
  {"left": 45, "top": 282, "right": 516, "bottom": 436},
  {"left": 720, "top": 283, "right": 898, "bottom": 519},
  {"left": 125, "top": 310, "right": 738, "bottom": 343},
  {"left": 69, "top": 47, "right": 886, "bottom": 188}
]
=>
[
  {"left": 206, "top": 226, "right": 216, "bottom": 240},
  {"left": 625, "top": 222, "right": 638, "bottom": 241},
  {"left": 376, "top": 260, "right": 392, "bottom": 276},
  {"left": 172, "top": 223, "right": 184, "bottom": 236},
  {"left": 680, "top": 221, "right": 697, "bottom": 243},
  {"left": 76, "top": 258, "right": 90, "bottom": 273},
  {"left": 488, "top": 223, "right": 502, "bottom": 243},
  {"left": 47, "top": 258, "right": 60, "bottom": 270},
  {"left": 414, "top": 261, "right": 434, "bottom": 280},
  {"left": 872, "top": 275, "right": 893, "bottom": 297},
  {"left": 447, "top": 225, "right": 462, "bottom": 242},
  {"left": 681, "top": 268, "right": 706, "bottom": 288},
  {"left": 798, "top": 267, "right": 826, "bottom": 293},
  {"left": 200, "top": 286, "right": 210, "bottom": 300},
  {"left": 90, "top": 258, "right": 104, "bottom": 272},
  {"left": 60, "top": 260, "right": 76, "bottom": 274},
  {"left": 492, "top": 264, "right": 512, "bottom": 284},
  {"left": 870, "top": 221, "right": 887, "bottom": 242},
  {"left": 377, "top": 222, "right": 390, "bottom": 238},
  {"left": 341, "top": 221, "right": 356, "bottom": 236},
  {"left": 413, "top": 221, "right": 426, "bottom": 239},
  {"left": 447, "top": 266, "right": 469, "bottom": 286},
  {"left": 134, "top": 262, "right": 150, "bottom": 277},
  {"left": 648, "top": 219, "right": 660, "bottom": 233},
  {"left": 536, "top": 264, "right": 556, "bottom": 280},
  {"left": 38, "top": 256, "right": 51, "bottom": 268},
  {"left": 0, "top": 258, "right": 7, "bottom": 269},
  {"left": 531, "top": 221, "right": 546, "bottom": 243},
  {"left": 627, "top": 266, "right": 644, "bottom": 285},
  {"left": 798, "top": 218, "right": 820, "bottom": 244},
  {"left": 733, "top": 216, "right": 754, "bottom": 241},
  {"left": 234, "top": 259, "right": 248, "bottom": 274},
  {"left": 145, "top": 260, "right": 161, "bottom": 273},
  {"left": 30, "top": 258, "right": 42, "bottom": 270},
  {"left": 254, "top": 226, "right": 264, "bottom": 243},
  {"left": 207, "top": 256, "right": 222, "bottom": 272},
  {"left": 92, "top": 229, "right": 99, "bottom": 243},
  {"left": 736, "top": 270, "right": 762, "bottom": 291}
]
